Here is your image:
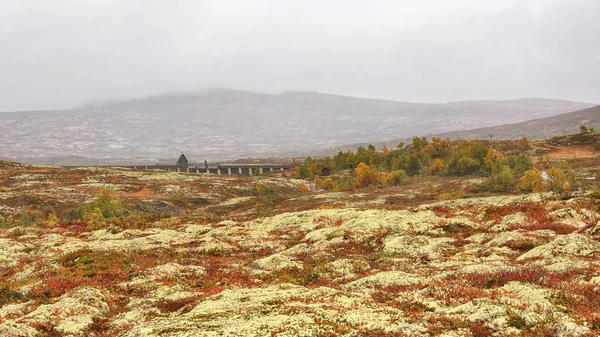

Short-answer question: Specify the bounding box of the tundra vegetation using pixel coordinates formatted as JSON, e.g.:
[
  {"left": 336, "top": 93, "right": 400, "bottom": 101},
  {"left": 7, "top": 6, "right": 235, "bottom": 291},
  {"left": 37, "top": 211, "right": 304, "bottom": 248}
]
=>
[{"left": 1, "top": 134, "right": 600, "bottom": 336}]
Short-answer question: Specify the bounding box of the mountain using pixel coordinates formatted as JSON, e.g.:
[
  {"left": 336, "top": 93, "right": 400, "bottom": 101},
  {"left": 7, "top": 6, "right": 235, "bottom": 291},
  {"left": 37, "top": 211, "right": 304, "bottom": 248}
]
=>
[
  {"left": 0, "top": 89, "right": 594, "bottom": 163},
  {"left": 431, "top": 104, "right": 600, "bottom": 141},
  {"left": 317, "top": 104, "right": 600, "bottom": 155}
]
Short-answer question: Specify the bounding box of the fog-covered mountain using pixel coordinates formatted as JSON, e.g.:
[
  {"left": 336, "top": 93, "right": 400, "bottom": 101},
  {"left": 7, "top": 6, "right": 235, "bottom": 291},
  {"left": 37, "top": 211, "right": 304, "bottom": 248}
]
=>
[
  {"left": 0, "top": 89, "right": 594, "bottom": 163},
  {"left": 312, "top": 105, "right": 600, "bottom": 156},
  {"left": 431, "top": 104, "right": 600, "bottom": 141}
]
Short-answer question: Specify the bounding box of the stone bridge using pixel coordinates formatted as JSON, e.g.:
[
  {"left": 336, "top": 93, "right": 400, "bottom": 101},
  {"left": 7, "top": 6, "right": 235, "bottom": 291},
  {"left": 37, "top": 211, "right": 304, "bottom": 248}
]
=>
[{"left": 114, "top": 163, "right": 293, "bottom": 175}]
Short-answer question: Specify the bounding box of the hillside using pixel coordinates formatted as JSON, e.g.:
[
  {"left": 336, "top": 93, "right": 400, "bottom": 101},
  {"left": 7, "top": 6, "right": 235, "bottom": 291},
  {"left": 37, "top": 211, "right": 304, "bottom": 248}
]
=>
[
  {"left": 317, "top": 105, "right": 600, "bottom": 155},
  {"left": 434, "top": 104, "right": 600, "bottom": 141},
  {"left": 0, "top": 90, "right": 594, "bottom": 164}
]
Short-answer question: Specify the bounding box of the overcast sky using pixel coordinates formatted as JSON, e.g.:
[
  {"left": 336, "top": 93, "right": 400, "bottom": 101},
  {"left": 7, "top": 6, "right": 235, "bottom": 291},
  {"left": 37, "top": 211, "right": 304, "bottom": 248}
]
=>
[{"left": 1, "top": 0, "right": 599, "bottom": 111}]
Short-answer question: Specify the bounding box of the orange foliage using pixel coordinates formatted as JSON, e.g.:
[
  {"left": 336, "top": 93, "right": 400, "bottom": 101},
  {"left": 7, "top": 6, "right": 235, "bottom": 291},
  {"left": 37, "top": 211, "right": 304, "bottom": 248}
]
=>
[{"left": 353, "top": 163, "right": 382, "bottom": 188}]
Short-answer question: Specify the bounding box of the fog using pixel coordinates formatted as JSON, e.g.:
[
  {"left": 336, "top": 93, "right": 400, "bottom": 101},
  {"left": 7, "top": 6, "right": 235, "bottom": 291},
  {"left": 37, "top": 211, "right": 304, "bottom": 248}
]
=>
[{"left": 1, "top": 0, "right": 599, "bottom": 111}]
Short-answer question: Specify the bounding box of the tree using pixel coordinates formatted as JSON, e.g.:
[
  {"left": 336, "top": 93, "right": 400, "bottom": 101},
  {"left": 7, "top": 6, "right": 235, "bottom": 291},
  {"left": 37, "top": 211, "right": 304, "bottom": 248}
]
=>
[
  {"left": 489, "top": 165, "right": 514, "bottom": 191},
  {"left": 46, "top": 206, "right": 59, "bottom": 226},
  {"left": 484, "top": 147, "right": 504, "bottom": 171},
  {"left": 412, "top": 137, "right": 429, "bottom": 152},
  {"left": 384, "top": 170, "right": 407, "bottom": 186},
  {"left": 580, "top": 124, "right": 589, "bottom": 133},
  {"left": 77, "top": 188, "right": 124, "bottom": 226},
  {"left": 353, "top": 163, "right": 382, "bottom": 188},
  {"left": 546, "top": 167, "right": 566, "bottom": 194},
  {"left": 298, "top": 182, "right": 310, "bottom": 192},
  {"left": 430, "top": 159, "right": 444, "bottom": 175},
  {"left": 407, "top": 155, "right": 421, "bottom": 176},
  {"left": 520, "top": 168, "right": 544, "bottom": 192},
  {"left": 518, "top": 136, "right": 529, "bottom": 150},
  {"left": 456, "top": 157, "right": 479, "bottom": 175}
]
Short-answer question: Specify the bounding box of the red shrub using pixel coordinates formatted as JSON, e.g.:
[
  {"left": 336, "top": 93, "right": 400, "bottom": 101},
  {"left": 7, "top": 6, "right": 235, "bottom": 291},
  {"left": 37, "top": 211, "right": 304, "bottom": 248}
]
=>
[
  {"left": 31, "top": 276, "right": 84, "bottom": 299},
  {"left": 313, "top": 216, "right": 344, "bottom": 230}
]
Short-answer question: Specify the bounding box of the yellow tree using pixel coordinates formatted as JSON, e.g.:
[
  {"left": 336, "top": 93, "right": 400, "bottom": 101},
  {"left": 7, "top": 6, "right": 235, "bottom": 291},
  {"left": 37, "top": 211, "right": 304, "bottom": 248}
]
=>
[
  {"left": 353, "top": 163, "right": 382, "bottom": 188},
  {"left": 430, "top": 159, "right": 444, "bottom": 175},
  {"left": 484, "top": 147, "right": 505, "bottom": 171},
  {"left": 520, "top": 168, "right": 545, "bottom": 192}
]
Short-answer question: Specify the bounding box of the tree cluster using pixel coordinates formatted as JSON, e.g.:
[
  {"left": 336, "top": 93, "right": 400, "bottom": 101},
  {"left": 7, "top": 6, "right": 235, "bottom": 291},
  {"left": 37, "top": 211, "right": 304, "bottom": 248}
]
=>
[{"left": 296, "top": 137, "right": 533, "bottom": 191}]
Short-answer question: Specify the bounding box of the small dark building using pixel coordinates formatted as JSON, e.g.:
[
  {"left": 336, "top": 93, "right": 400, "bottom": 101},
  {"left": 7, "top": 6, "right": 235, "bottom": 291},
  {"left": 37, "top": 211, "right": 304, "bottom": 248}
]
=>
[
  {"left": 176, "top": 153, "right": 189, "bottom": 171},
  {"left": 321, "top": 167, "right": 331, "bottom": 176}
]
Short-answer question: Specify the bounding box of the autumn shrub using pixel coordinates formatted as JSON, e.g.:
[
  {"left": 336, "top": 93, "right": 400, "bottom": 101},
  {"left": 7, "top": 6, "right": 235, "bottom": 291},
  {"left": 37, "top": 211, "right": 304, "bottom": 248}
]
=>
[
  {"left": 353, "top": 163, "right": 382, "bottom": 188},
  {"left": 31, "top": 276, "right": 85, "bottom": 299},
  {"left": 435, "top": 221, "right": 478, "bottom": 237},
  {"left": 32, "top": 322, "right": 62, "bottom": 336},
  {"left": 505, "top": 154, "right": 534, "bottom": 174},
  {"left": 52, "top": 221, "right": 89, "bottom": 234},
  {"left": 78, "top": 189, "right": 124, "bottom": 219},
  {"left": 520, "top": 168, "right": 545, "bottom": 192},
  {"left": 294, "top": 165, "right": 309, "bottom": 178},
  {"left": 429, "top": 159, "right": 444, "bottom": 175},
  {"left": 0, "top": 286, "right": 24, "bottom": 306},
  {"left": 45, "top": 207, "right": 60, "bottom": 226},
  {"left": 424, "top": 181, "right": 437, "bottom": 192},
  {"left": 333, "top": 176, "right": 354, "bottom": 191},
  {"left": 253, "top": 184, "right": 276, "bottom": 204},
  {"left": 558, "top": 159, "right": 580, "bottom": 170},
  {"left": 17, "top": 208, "right": 37, "bottom": 226},
  {"left": 452, "top": 156, "right": 480, "bottom": 175},
  {"left": 275, "top": 263, "right": 322, "bottom": 287},
  {"left": 0, "top": 215, "right": 15, "bottom": 228},
  {"left": 77, "top": 189, "right": 125, "bottom": 229},
  {"left": 314, "top": 177, "right": 334, "bottom": 190},
  {"left": 383, "top": 169, "right": 407, "bottom": 186},
  {"left": 499, "top": 238, "right": 539, "bottom": 252},
  {"left": 58, "top": 249, "right": 133, "bottom": 284},
  {"left": 313, "top": 216, "right": 344, "bottom": 229},
  {"left": 545, "top": 167, "right": 579, "bottom": 198},
  {"left": 155, "top": 295, "right": 200, "bottom": 313},
  {"left": 252, "top": 183, "right": 278, "bottom": 216},
  {"left": 438, "top": 188, "right": 466, "bottom": 201},
  {"left": 298, "top": 182, "right": 310, "bottom": 192},
  {"left": 506, "top": 308, "right": 528, "bottom": 329}
]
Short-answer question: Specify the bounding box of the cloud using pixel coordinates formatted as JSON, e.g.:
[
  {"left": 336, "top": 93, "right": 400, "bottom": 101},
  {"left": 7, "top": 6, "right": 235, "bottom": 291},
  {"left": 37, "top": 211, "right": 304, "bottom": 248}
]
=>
[{"left": 0, "top": 0, "right": 598, "bottom": 110}]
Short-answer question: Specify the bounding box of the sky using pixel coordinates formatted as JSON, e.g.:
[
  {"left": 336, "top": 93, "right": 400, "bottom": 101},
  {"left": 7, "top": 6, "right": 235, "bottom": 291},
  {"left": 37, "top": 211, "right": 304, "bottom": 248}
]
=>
[{"left": 1, "top": 0, "right": 599, "bottom": 111}]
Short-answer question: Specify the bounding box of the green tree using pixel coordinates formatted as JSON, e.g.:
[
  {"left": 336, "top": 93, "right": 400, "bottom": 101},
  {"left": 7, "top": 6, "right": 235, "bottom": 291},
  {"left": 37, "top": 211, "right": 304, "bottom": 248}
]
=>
[
  {"left": 412, "top": 136, "right": 429, "bottom": 152},
  {"left": 77, "top": 189, "right": 124, "bottom": 223},
  {"left": 489, "top": 165, "right": 514, "bottom": 191},
  {"left": 407, "top": 155, "right": 421, "bottom": 176}
]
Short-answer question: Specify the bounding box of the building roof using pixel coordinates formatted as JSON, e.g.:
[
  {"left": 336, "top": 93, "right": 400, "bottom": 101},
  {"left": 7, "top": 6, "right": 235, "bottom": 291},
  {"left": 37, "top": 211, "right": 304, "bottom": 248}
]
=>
[{"left": 176, "top": 153, "right": 188, "bottom": 166}]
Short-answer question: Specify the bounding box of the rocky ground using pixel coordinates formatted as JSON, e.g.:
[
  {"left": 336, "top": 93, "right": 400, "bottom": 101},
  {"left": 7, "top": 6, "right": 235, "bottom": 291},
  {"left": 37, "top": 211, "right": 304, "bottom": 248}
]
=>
[{"left": 1, "top": 161, "right": 600, "bottom": 336}]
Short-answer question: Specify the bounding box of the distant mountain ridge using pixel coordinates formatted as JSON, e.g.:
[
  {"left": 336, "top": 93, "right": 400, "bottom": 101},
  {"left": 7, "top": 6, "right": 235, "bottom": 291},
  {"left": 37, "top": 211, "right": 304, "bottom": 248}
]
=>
[
  {"left": 434, "top": 104, "right": 600, "bottom": 141},
  {"left": 0, "top": 89, "right": 595, "bottom": 164},
  {"left": 317, "top": 104, "right": 600, "bottom": 155}
]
